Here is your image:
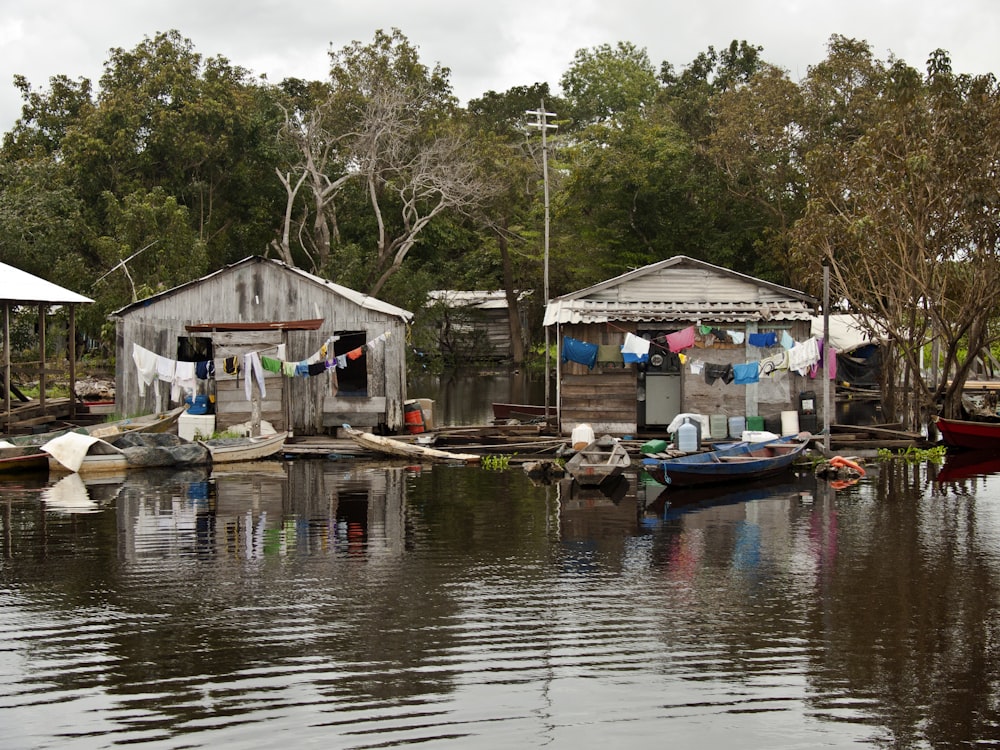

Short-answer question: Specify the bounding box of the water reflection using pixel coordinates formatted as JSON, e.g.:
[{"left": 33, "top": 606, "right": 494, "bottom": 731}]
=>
[
  {"left": 2, "top": 459, "right": 1000, "bottom": 746},
  {"left": 409, "top": 370, "right": 546, "bottom": 426}
]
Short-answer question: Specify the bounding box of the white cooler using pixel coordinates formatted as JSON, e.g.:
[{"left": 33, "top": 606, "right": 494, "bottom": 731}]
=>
[{"left": 178, "top": 413, "right": 216, "bottom": 441}]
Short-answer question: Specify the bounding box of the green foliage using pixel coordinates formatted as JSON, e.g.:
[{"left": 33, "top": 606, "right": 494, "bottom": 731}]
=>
[
  {"left": 877, "top": 445, "right": 948, "bottom": 462},
  {"left": 481, "top": 453, "right": 515, "bottom": 471}
]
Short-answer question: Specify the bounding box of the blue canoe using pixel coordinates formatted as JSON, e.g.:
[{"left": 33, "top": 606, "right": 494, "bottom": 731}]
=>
[{"left": 642, "top": 434, "right": 809, "bottom": 487}]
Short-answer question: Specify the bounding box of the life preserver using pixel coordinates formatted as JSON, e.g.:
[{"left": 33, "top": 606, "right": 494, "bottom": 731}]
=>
[{"left": 830, "top": 455, "right": 866, "bottom": 477}]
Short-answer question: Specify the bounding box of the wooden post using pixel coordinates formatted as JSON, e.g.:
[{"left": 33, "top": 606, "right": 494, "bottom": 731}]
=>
[
  {"left": 38, "top": 304, "right": 46, "bottom": 411},
  {"left": 69, "top": 305, "right": 77, "bottom": 420}
]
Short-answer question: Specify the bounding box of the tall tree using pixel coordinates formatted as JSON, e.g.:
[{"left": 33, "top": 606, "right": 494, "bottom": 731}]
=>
[
  {"left": 560, "top": 41, "right": 660, "bottom": 126},
  {"left": 793, "top": 42, "right": 1000, "bottom": 426},
  {"left": 467, "top": 83, "right": 559, "bottom": 364},
  {"left": 706, "top": 63, "right": 807, "bottom": 285}
]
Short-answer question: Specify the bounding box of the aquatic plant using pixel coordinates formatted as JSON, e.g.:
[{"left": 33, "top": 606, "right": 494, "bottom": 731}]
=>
[
  {"left": 481, "top": 453, "right": 515, "bottom": 471},
  {"left": 877, "top": 445, "right": 947, "bottom": 463}
]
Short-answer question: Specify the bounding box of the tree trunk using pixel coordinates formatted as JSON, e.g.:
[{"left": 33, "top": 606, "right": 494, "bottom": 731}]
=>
[{"left": 498, "top": 227, "right": 525, "bottom": 365}]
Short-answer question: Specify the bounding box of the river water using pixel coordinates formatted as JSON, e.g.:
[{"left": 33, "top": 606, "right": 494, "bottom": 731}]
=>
[{"left": 3, "top": 452, "right": 1000, "bottom": 749}]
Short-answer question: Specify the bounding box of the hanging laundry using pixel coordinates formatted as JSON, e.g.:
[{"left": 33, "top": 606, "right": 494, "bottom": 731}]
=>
[
  {"left": 620, "top": 332, "right": 650, "bottom": 364},
  {"left": 758, "top": 350, "right": 789, "bottom": 376},
  {"left": 704, "top": 363, "right": 734, "bottom": 385},
  {"left": 666, "top": 326, "right": 696, "bottom": 353},
  {"left": 194, "top": 360, "right": 215, "bottom": 380},
  {"left": 294, "top": 361, "right": 310, "bottom": 377},
  {"left": 347, "top": 347, "right": 364, "bottom": 360},
  {"left": 727, "top": 330, "right": 746, "bottom": 345},
  {"left": 562, "top": 336, "right": 599, "bottom": 369},
  {"left": 223, "top": 356, "right": 240, "bottom": 376},
  {"left": 260, "top": 355, "right": 282, "bottom": 374},
  {"left": 780, "top": 330, "right": 795, "bottom": 350},
  {"left": 173, "top": 361, "right": 197, "bottom": 402},
  {"left": 748, "top": 332, "right": 778, "bottom": 348},
  {"left": 308, "top": 361, "right": 327, "bottom": 376},
  {"left": 788, "top": 337, "right": 820, "bottom": 375},
  {"left": 132, "top": 344, "right": 159, "bottom": 399},
  {"left": 688, "top": 358, "right": 704, "bottom": 375},
  {"left": 733, "top": 362, "right": 760, "bottom": 384},
  {"left": 244, "top": 352, "right": 266, "bottom": 400}
]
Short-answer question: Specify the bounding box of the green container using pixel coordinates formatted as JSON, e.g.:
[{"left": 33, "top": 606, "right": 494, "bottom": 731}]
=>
[
  {"left": 746, "top": 415, "right": 764, "bottom": 432},
  {"left": 641, "top": 439, "right": 668, "bottom": 454}
]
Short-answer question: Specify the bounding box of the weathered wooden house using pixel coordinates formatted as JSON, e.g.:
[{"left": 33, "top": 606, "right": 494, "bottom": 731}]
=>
[
  {"left": 543, "top": 256, "right": 821, "bottom": 437},
  {"left": 426, "top": 290, "right": 531, "bottom": 363},
  {"left": 111, "top": 256, "right": 413, "bottom": 434}
]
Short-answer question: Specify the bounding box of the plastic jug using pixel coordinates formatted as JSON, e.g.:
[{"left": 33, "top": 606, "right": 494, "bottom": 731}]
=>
[{"left": 676, "top": 418, "right": 700, "bottom": 452}]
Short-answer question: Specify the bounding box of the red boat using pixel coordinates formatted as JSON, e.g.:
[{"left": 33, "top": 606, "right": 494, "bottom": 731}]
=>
[{"left": 934, "top": 415, "right": 1000, "bottom": 451}]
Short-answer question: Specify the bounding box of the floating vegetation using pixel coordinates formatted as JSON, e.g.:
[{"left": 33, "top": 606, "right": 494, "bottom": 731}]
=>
[
  {"left": 481, "top": 453, "right": 515, "bottom": 471},
  {"left": 877, "top": 445, "right": 947, "bottom": 463}
]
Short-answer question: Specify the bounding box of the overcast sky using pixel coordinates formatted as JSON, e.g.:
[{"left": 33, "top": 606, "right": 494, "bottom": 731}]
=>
[{"left": 2, "top": 0, "right": 999, "bottom": 133}]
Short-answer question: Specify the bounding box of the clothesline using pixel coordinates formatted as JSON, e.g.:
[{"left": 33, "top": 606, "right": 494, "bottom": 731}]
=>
[
  {"left": 561, "top": 326, "right": 835, "bottom": 385},
  {"left": 131, "top": 331, "right": 391, "bottom": 403}
]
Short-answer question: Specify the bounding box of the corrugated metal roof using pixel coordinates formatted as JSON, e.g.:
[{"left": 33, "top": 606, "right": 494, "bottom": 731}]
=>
[
  {"left": 111, "top": 256, "right": 412, "bottom": 322},
  {"left": 428, "top": 289, "right": 532, "bottom": 310},
  {"left": 544, "top": 299, "right": 814, "bottom": 326},
  {"left": 544, "top": 255, "right": 817, "bottom": 326},
  {"left": 0, "top": 262, "right": 93, "bottom": 305},
  {"left": 553, "top": 255, "right": 817, "bottom": 305}
]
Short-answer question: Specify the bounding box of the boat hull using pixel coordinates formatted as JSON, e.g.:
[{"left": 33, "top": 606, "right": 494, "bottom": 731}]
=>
[
  {"left": 492, "top": 403, "right": 550, "bottom": 421},
  {"left": 0, "top": 447, "right": 50, "bottom": 475},
  {"left": 343, "top": 425, "right": 480, "bottom": 464},
  {"left": 565, "top": 437, "right": 631, "bottom": 486},
  {"left": 201, "top": 432, "right": 287, "bottom": 463},
  {"left": 934, "top": 415, "right": 1000, "bottom": 451},
  {"left": 642, "top": 436, "right": 807, "bottom": 488}
]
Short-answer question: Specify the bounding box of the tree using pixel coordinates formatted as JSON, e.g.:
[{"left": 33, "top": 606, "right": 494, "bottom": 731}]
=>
[
  {"left": 793, "top": 42, "right": 1000, "bottom": 427},
  {"left": 707, "top": 63, "right": 808, "bottom": 285},
  {"left": 560, "top": 42, "right": 660, "bottom": 126},
  {"left": 466, "top": 84, "right": 559, "bottom": 364},
  {"left": 272, "top": 30, "right": 493, "bottom": 297}
]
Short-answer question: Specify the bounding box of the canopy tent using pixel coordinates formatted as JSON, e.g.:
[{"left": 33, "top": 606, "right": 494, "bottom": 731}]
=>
[{"left": 1, "top": 262, "right": 94, "bottom": 432}]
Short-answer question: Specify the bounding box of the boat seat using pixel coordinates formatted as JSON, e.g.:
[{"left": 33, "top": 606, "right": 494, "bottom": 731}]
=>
[{"left": 718, "top": 456, "right": 757, "bottom": 462}]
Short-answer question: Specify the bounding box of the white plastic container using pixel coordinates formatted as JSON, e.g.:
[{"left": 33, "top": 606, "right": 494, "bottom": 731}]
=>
[
  {"left": 571, "top": 423, "right": 595, "bottom": 450},
  {"left": 781, "top": 410, "right": 800, "bottom": 436},
  {"left": 676, "top": 418, "right": 700, "bottom": 452},
  {"left": 178, "top": 413, "right": 216, "bottom": 441}
]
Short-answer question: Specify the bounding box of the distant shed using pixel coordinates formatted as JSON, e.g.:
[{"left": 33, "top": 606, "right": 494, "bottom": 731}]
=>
[
  {"left": 427, "top": 290, "right": 531, "bottom": 362},
  {"left": 110, "top": 256, "right": 413, "bottom": 434},
  {"left": 544, "top": 255, "right": 821, "bottom": 437}
]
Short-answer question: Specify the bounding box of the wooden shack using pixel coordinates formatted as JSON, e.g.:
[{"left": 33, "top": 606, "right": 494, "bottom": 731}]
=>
[
  {"left": 110, "top": 256, "right": 413, "bottom": 435},
  {"left": 543, "top": 256, "right": 821, "bottom": 437},
  {"left": 426, "top": 290, "right": 531, "bottom": 363}
]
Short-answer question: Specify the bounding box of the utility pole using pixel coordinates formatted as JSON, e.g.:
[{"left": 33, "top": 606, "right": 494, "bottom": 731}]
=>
[{"left": 526, "top": 102, "right": 558, "bottom": 422}]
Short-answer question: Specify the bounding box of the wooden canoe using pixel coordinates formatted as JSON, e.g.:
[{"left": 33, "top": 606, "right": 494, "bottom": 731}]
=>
[
  {"left": 342, "top": 425, "right": 480, "bottom": 464},
  {"left": 564, "top": 436, "right": 631, "bottom": 486},
  {"left": 200, "top": 431, "right": 287, "bottom": 463},
  {"left": 6, "top": 405, "right": 186, "bottom": 447},
  {"left": 0, "top": 445, "right": 50, "bottom": 475},
  {"left": 642, "top": 434, "right": 809, "bottom": 488}
]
